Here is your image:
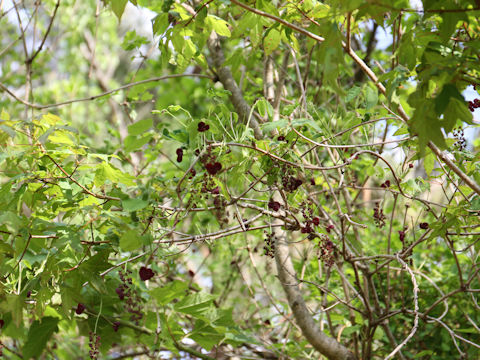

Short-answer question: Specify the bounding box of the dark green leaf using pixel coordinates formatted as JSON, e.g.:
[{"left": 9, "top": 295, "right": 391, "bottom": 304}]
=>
[{"left": 23, "top": 317, "right": 59, "bottom": 359}]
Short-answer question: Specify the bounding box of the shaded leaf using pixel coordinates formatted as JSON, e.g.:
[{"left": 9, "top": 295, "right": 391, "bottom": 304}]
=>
[{"left": 23, "top": 317, "right": 59, "bottom": 359}]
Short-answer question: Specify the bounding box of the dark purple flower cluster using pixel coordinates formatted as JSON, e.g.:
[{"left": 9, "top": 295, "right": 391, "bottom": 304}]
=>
[
  {"left": 299, "top": 201, "right": 320, "bottom": 234},
  {"left": 139, "top": 266, "right": 155, "bottom": 281},
  {"left": 75, "top": 303, "right": 86, "bottom": 315},
  {"left": 116, "top": 270, "right": 143, "bottom": 324},
  {"left": 197, "top": 121, "right": 210, "bottom": 132},
  {"left": 373, "top": 202, "right": 386, "bottom": 228},
  {"left": 89, "top": 332, "right": 100, "bottom": 359},
  {"left": 200, "top": 146, "right": 222, "bottom": 176},
  {"left": 268, "top": 200, "right": 281, "bottom": 211},
  {"left": 419, "top": 222, "right": 429, "bottom": 230},
  {"left": 317, "top": 234, "right": 335, "bottom": 267},
  {"left": 263, "top": 231, "right": 276, "bottom": 258},
  {"left": 176, "top": 148, "right": 183, "bottom": 162},
  {"left": 452, "top": 128, "right": 466, "bottom": 151},
  {"left": 467, "top": 98, "right": 480, "bottom": 112},
  {"left": 282, "top": 175, "right": 303, "bottom": 192},
  {"left": 380, "top": 180, "right": 391, "bottom": 188}
]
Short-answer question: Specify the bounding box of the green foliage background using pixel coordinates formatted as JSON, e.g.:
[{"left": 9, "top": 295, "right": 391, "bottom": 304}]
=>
[{"left": 0, "top": 0, "right": 480, "bottom": 359}]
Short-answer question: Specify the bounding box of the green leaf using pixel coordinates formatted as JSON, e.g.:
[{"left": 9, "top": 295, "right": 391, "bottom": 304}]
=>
[
  {"left": 95, "top": 162, "right": 136, "bottom": 186},
  {"left": 439, "top": 13, "right": 461, "bottom": 41},
  {"left": 364, "top": 85, "right": 378, "bottom": 110},
  {"left": 174, "top": 292, "right": 216, "bottom": 318},
  {"left": 80, "top": 250, "right": 111, "bottom": 274},
  {"left": 23, "top": 317, "right": 59, "bottom": 359},
  {"left": 443, "top": 98, "right": 473, "bottom": 132},
  {"left": 261, "top": 119, "right": 288, "bottom": 133},
  {"left": 257, "top": 98, "right": 273, "bottom": 118},
  {"left": 150, "top": 280, "right": 188, "bottom": 305},
  {"left": 124, "top": 133, "right": 153, "bottom": 153},
  {"left": 122, "top": 198, "right": 148, "bottom": 212},
  {"left": 152, "top": 13, "right": 169, "bottom": 35},
  {"left": 346, "top": 86, "right": 361, "bottom": 103},
  {"left": 470, "top": 196, "right": 480, "bottom": 211},
  {"left": 434, "top": 84, "right": 464, "bottom": 115},
  {"left": 410, "top": 104, "right": 446, "bottom": 153},
  {"left": 263, "top": 29, "right": 281, "bottom": 56},
  {"left": 111, "top": 0, "right": 128, "bottom": 20},
  {"left": 423, "top": 152, "right": 435, "bottom": 175},
  {"left": 205, "top": 15, "right": 231, "bottom": 37},
  {"left": 119, "top": 229, "right": 142, "bottom": 252},
  {"left": 413, "top": 350, "right": 434, "bottom": 358},
  {"left": 189, "top": 324, "right": 224, "bottom": 351},
  {"left": 0, "top": 211, "right": 23, "bottom": 233}
]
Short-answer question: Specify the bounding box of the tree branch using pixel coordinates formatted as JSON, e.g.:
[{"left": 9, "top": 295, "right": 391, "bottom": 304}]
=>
[
  {"left": 275, "top": 232, "right": 356, "bottom": 359},
  {"left": 207, "top": 31, "right": 263, "bottom": 139}
]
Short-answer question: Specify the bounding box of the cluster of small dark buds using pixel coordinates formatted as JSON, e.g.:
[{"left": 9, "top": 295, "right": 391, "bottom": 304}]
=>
[
  {"left": 452, "top": 127, "right": 467, "bottom": 151},
  {"left": 380, "top": 180, "right": 391, "bottom": 188},
  {"left": 398, "top": 230, "right": 406, "bottom": 243},
  {"left": 301, "top": 216, "right": 320, "bottom": 234},
  {"left": 467, "top": 98, "right": 480, "bottom": 112},
  {"left": 213, "top": 196, "right": 229, "bottom": 225},
  {"left": 373, "top": 203, "right": 386, "bottom": 228},
  {"left": 116, "top": 270, "right": 144, "bottom": 324},
  {"left": 268, "top": 200, "right": 281, "bottom": 211},
  {"left": 282, "top": 175, "right": 303, "bottom": 192},
  {"left": 300, "top": 201, "right": 313, "bottom": 218},
  {"left": 112, "top": 321, "right": 121, "bottom": 332},
  {"left": 176, "top": 148, "right": 183, "bottom": 162},
  {"left": 205, "top": 161, "right": 222, "bottom": 175},
  {"left": 277, "top": 135, "right": 288, "bottom": 142},
  {"left": 263, "top": 231, "right": 276, "bottom": 258},
  {"left": 301, "top": 223, "right": 313, "bottom": 234},
  {"left": 325, "top": 224, "right": 335, "bottom": 233},
  {"left": 317, "top": 235, "right": 335, "bottom": 267},
  {"left": 200, "top": 147, "right": 222, "bottom": 176},
  {"left": 89, "top": 332, "right": 101, "bottom": 359}
]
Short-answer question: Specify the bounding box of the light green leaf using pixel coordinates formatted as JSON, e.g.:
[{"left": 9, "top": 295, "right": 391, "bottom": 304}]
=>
[
  {"left": 174, "top": 292, "right": 216, "bottom": 318},
  {"left": 263, "top": 29, "right": 281, "bottom": 56},
  {"left": 257, "top": 98, "right": 273, "bottom": 118},
  {"left": 124, "top": 133, "right": 153, "bottom": 153},
  {"left": 150, "top": 280, "right": 188, "bottom": 305},
  {"left": 119, "top": 229, "right": 141, "bottom": 252},
  {"left": 122, "top": 198, "right": 148, "bottom": 212},
  {"left": 346, "top": 86, "right": 361, "bottom": 103},
  {"left": 95, "top": 162, "right": 136, "bottom": 186},
  {"left": 152, "top": 13, "right": 169, "bottom": 35},
  {"left": 205, "top": 15, "right": 231, "bottom": 37},
  {"left": 0, "top": 211, "right": 23, "bottom": 233},
  {"left": 423, "top": 152, "right": 435, "bottom": 175},
  {"left": 128, "top": 118, "right": 153, "bottom": 136},
  {"left": 189, "top": 325, "right": 224, "bottom": 351},
  {"left": 261, "top": 119, "right": 288, "bottom": 133},
  {"left": 365, "top": 85, "right": 378, "bottom": 110}
]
